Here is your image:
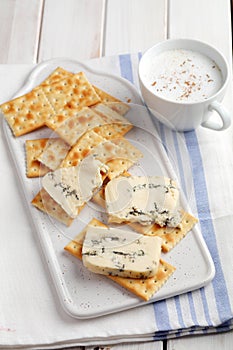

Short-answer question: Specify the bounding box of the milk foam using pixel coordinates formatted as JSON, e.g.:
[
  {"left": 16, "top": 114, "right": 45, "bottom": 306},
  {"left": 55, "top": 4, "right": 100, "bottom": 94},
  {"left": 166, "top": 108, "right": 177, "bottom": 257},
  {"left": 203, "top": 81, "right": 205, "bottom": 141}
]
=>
[{"left": 144, "top": 49, "right": 223, "bottom": 102}]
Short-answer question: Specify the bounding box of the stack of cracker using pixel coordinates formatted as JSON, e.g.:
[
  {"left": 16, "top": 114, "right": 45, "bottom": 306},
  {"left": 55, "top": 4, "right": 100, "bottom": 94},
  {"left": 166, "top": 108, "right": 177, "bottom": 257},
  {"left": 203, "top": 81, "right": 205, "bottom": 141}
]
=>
[
  {"left": 64, "top": 218, "right": 176, "bottom": 301},
  {"left": 0, "top": 66, "right": 141, "bottom": 226},
  {"left": 1, "top": 66, "right": 198, "bottom": 301}
]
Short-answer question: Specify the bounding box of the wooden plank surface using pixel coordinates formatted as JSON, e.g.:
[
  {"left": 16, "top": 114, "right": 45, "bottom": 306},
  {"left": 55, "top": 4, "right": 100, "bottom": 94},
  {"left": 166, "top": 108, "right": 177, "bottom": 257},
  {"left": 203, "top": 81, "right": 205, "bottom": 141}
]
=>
[
  {"left": 86, "top": 342, "right": 163, "bottom": 350},
  {"left": 167, "top": 332, "right": 233, "bottom": 350},
  {"left": 0, "top": 0, "right": 43, "bottom": 63},
  {"left": 104, "top": 0, "right": 167, "bottom": 55},
  {"left": 168, "top": 0, "right": 232, "bottom": 61},
  {"left": 38, "top": 0, "right": 105, "bottom": 61}
]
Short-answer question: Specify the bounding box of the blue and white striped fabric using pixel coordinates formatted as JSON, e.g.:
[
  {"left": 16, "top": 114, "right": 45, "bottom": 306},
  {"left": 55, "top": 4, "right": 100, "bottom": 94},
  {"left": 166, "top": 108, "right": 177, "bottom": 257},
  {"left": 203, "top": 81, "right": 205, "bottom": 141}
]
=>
[{"left": 115, "top": 53, "right": 233, "bottom": 339}]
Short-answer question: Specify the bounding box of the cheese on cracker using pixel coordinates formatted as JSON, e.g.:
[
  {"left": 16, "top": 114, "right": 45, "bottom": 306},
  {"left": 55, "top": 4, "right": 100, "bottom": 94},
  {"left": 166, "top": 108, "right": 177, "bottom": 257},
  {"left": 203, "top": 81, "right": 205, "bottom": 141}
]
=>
[
  {"left": 64, "top": 218, "right": 176, "bottom": 301},
  {"left": 31, "top": 188, "right": 75, "bottom": 226},
  {"left": 82, "top": 226, "right": 163, "bottom": 279},
  {"left": 105, "top": 175, "right": 181, "bottom": 227},
  {"left": 42, "top": 155, "right": 108, "bottom": 218},
  {"left": 32, "top": 137, "right": 142, "bottom": 225},
  {"left": 130, "top": 210, "right": 198, "bottom": 252}
]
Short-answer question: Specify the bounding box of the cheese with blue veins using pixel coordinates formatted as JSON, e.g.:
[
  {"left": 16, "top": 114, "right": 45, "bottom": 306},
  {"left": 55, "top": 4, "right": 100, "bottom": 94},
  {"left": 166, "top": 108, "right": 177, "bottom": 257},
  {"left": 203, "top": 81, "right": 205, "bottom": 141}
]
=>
[
  {"left": 82, "top": 226, "right": 162, "bottom": 278},
  {"left": 105, "top": 175, "right": 181, "bottom": 227},
  {"left": 42, "top": 155, "right": 108, "bottom": 218}
]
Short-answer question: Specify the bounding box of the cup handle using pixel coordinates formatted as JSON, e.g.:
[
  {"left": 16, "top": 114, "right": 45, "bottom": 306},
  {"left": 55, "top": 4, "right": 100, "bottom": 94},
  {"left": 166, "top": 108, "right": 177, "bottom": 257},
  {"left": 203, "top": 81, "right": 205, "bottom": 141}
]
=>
[{"left": 201, "top": 101, "right": 231, "bottom": 131}]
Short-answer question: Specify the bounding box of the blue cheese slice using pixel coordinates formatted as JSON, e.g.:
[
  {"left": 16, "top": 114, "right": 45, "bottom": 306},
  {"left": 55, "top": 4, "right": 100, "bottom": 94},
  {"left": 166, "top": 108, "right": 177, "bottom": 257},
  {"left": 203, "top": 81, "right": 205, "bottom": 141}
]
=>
[
  {"left": 105, "top": 175, "right": 181, "bottom": 227},
  {"left": 82, "top": 226, "right": 162, "bottom": 278},
  {"left": 42, "top": 155, "right": 108, "bottom": 218}
]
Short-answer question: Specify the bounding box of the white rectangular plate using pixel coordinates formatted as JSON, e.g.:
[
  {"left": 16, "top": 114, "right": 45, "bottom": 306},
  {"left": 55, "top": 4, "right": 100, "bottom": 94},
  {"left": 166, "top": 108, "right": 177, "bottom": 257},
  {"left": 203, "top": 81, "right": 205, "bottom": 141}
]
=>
[{"left": 2, "top": 58, "right": 215, "bottom": 319}]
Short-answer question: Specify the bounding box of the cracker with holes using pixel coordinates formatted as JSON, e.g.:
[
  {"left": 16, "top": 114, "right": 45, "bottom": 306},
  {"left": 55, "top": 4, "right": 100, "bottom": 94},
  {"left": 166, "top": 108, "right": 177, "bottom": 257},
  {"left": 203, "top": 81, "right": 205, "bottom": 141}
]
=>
[
  {"left": 92, "top": 175, "right": 198, "bottom": 252},
  {"left": 31, "top": 137, "right": 143, "bottom": 225},
  {"left": 40, "top": 66, "right": 130, "bottom": 116},
  {"left": 2, "top": 65, "right": 198, "bottom": 304},
  {"left": 61, "top": 129, "right": 105, "bottom": 168},
  {"left": 129, "top": 211, "right": 198, "bottom": 252},
  {"left": 64, "top": 218, "right": 176, "bottom": 301},
  {"left": 0, "top": 88, "right": 53, "bottom": 137},
  {"left": 37, "top": 138, "right": 70, "bottom": 171},
  {"left": 1, "top": 67, "right": 131, "bottom": 139},
  {"left": 25, "top": 138, "right": 53, "bottom": 178},
  {"left": 52, "top": 103, "right": 132, "bottom": 147},
  {"left": 39, "top": 67, "right": 73, "bottom": 87},
  {"left": 41, "top": 155, "right": 109, "bottom": 219},
  {"left": 90, "top": 103, "right": 132, "bottom": 134},
  {"left": 61, "top": 135, "right": 143, "bottom": 179},
  {"left": 43, "top": 72, "right": 101, "bottom": 130},
  {"left": 25, "top": 138, "right": 70, "bottom": 177},
  {"left": 1, "top": 70, "right": 101, "bottom": 137},
  {"left": 105, "top": 175, "right": 182, "bottom": 227},
  {"left": 31, "top": 188, "right": 75, "bottom": 226}
]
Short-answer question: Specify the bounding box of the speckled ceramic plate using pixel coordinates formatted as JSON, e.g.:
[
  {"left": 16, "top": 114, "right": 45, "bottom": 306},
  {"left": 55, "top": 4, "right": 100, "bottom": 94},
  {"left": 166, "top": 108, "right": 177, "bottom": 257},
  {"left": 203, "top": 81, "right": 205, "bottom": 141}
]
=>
[{"left": 2, "top": 58, "right": 215, "bottom": 319}]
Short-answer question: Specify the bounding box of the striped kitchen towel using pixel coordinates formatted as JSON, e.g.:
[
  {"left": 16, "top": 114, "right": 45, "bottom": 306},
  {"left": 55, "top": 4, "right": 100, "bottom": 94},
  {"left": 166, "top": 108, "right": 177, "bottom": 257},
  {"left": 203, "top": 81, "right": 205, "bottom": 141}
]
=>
[{"left": 116, "top": 52, "right": 233, "bottom": 339}]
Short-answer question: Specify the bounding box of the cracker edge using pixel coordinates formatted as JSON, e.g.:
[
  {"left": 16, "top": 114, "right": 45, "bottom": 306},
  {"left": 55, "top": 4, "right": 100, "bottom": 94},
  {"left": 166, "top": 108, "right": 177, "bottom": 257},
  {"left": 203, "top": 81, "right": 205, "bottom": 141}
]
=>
[
  {"left": 92, "top": 180, "right": 198, "bottom": 253},
  {"left": 64, "top": 219, "right": 176, "bottom": 301}
]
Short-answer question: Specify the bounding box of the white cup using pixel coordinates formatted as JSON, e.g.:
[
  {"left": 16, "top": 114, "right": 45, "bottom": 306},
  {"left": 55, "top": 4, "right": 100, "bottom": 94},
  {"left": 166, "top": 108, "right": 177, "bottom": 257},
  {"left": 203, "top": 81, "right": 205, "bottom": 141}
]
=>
[{"left": 138, "top": 39, "right": 231, "bottom": 132}]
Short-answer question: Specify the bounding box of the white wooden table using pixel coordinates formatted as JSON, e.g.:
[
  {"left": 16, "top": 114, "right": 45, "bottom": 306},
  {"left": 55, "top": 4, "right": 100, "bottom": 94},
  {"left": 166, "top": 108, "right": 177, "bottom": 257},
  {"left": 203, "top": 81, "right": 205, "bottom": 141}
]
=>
[{"left": 0, "top": 1, "right": 232, "bottom": 349}]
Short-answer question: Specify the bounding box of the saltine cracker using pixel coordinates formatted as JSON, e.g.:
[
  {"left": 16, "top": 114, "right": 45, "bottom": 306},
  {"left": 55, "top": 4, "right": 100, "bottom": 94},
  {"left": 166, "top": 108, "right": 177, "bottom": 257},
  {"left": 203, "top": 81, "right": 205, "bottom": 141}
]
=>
[{"left": 64, "top": 218, "right": 176, "bottom": 301}]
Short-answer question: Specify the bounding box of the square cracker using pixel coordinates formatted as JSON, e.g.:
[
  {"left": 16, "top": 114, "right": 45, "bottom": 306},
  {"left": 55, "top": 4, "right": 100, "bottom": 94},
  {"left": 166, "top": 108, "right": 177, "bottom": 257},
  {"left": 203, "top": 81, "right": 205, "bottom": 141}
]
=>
[
  {"left": 25, "top": 138, "right": 69, "bottom": 177},
  {"left": 40, "top": 67, "right": 130, "bottom": 116},
  {"left": 25, "top": 138, "right": 52, "bottom": 178},
  {"left": 39, "top": 67, "right": 73, "bottom": 87},
  {"left": 101, "top": 138, "right": 143, "bottom": 180},
  {"left": 54, "top": 107, "right": 110, "bottom": 146},
  {"left": 61, "top": 134, "right": 143, "bottom": 181},
  {"left": 61, "top": 132, "right": 142, "bottom": 171},
  {"left": 64, "top": 218, "right": 176, "bottom": 301},
  {"left": 37, "top": 138, "right": 70, "bottom": 171},
  {"left": 32, "top": 135, "right": 142, "bottom": 226},
  {"left": 1, "top": 88, "right": 54, "bottom": 137},
  {"left": 92, "top": 182, "right": 198, "bottom": 252},
  {"left": 55, "top": 105, "right": 132, "bottom": 146},
  {"left": 1, "top": 67, "right": 71, "bottom": 137},
  {"left": 43, "top": 72, "right": 101, "bottom": 130},
  {"left": 31, "top": 188, "right": 75, "bottom": 226},
  {"left": 40, "top": 67, "right": 129, "bottom": 111},
  {"left": 130, "top": 211, "right": 198, "bottom": 252},
  {"left": 103, "top": 102, "right": 130, "bottom": 116},
  {"left": 109, "top": 259, "right": 175, "bottom": 301},
  {"left": 91, "top": 103, "right": 131, "bottom": 125},
  {"left": 91, "top": 103, "right": 132, "bottom": 134},
  {"left": 60, "top": 129, "right": 105, "bottom": 168},
  {"left": 92, "top": 86, "right": 130, "bottom": 115},
  {"left": 31, "top": 187, "right": 86, "bottom": 226},
  {"left": 93, "top": 85, "right": 121, "bottom": 103}
]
